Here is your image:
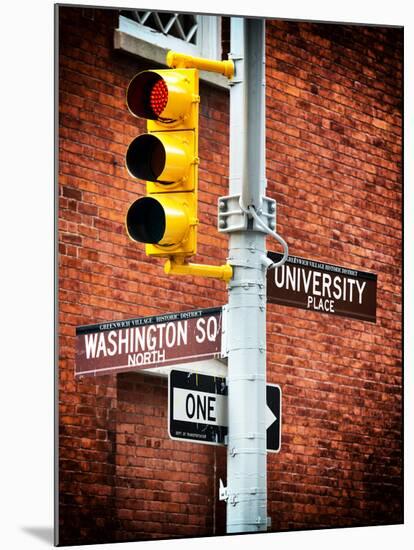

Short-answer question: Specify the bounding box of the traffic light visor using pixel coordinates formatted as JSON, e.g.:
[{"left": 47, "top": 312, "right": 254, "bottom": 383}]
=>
[
  {"left": 126, "top": 133, "right": 191, "bottom": 184},
  {"left": 126, "top": 135, "right": 166, "bottom": 181},
  {"left": 126, "top": 197, "right": 165, "bottom": 243},
  {"left": 127, "top": 71, "right": 168, "bottom": 120},
  {"left": 126, "top": 196, "right": 190, "bottom": 247},
  {"left": 127, "top": 69, "right": 195, "bottom": 125}
]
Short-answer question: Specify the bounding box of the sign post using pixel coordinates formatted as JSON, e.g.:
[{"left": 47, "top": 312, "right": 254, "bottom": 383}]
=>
[{"left": 219, "top": 17, "right": 271, "bottom": 533}]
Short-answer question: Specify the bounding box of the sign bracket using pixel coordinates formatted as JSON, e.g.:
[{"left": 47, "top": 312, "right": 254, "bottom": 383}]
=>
[{"left": 219, "top": 479, "right": 228, "bottom": 502}]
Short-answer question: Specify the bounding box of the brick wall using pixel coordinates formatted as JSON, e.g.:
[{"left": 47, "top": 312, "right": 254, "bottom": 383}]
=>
[
  {"left": 265, "top": 21, "right": 402, "bottom": 530},
  {"left": 58, "top": 7, "right": 402, "bottom": 545}
]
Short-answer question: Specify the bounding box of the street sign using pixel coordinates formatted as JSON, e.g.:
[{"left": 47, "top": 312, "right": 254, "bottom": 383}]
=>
[
  {"left": 168, "top": 369, "right": 282, "bottom": 452},
  {"left": 267, "top": 252, "right": 377, "bottom": 323},
  {"left": 266, "top": 383, "right": 282, "bottom": 453},
  {"left": 168, "top": 369, "right": 228, "bottom": 445},
  {"left": 75, "top": 307, "right": 224, "bottom": 378}
]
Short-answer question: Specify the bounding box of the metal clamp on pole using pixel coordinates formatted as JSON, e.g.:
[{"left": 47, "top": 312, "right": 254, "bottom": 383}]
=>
[
  {"left": 218, "top": 194, "right": 276, "bottom": 234},
  {"left": 166, "top": 50, "right": 235, "bottom": 79},
  {"left": 164, "top": 258, "right": 233, "bottom": 282}
]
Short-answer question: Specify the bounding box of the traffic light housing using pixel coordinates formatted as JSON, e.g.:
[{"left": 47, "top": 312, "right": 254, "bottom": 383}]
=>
[{"left": 125, "top": 68, "right": 199, "bottom": 258}]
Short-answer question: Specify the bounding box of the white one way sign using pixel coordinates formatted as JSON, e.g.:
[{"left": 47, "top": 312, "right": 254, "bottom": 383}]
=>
[
  {"left": 173, "top": 387, "right": 228, "bottom": 427},
  {"left": 168, "top": 369, "right": 281, "bottom": 452}
]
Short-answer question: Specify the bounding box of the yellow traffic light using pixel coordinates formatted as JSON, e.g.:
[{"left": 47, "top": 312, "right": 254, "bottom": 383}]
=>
[{"left": 125, "top": 68, "right": 199, "bottom": 258}]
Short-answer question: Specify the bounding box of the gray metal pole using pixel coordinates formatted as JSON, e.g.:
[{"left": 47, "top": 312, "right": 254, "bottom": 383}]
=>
[
  {"left": 241, "top": 18, "right": 266, "bottom": 212},
  {"left": 226, "top": 17, "right": 268, "bottom": 533}
]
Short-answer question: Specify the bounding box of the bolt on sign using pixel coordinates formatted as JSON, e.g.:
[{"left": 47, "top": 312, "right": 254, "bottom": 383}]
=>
[
  {"left": 267, "top": 253, "right": 377, "bottom": 323},
  {"left": 75, "top": 307, "right": 224, "bottom": 378}
]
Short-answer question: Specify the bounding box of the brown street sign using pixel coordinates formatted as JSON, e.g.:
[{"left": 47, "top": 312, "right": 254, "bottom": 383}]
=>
[
  {"left": 75, "top": 307, "right": 224, "bottom": 378},
  {"left": 267, "top": 253, "right": 377, "bottom": 323}
]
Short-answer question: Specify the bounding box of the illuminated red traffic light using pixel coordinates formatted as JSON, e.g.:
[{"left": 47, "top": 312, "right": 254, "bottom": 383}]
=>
[
  {"left": 150, "top": 79, "right": 168, "bottom": 117},
  {"left": 126, "top": 69, "right": 195, "bottom": 127}
]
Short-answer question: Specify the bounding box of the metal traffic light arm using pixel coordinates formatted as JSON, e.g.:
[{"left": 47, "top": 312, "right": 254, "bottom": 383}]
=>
[
  {"left": 164, "top": 258, "right": 233, "bottom": 282},
  {"left": 166, "top": 50, "right": 234, "bottom": 79}
]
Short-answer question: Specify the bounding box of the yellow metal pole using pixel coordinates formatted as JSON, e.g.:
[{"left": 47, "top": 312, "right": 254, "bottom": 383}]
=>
[
  {"left": 166, "top": 50, "right": 234, "bottom": 79},
  {"left": 164, "top": 259, "right": 233, "bottom": 282}
]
